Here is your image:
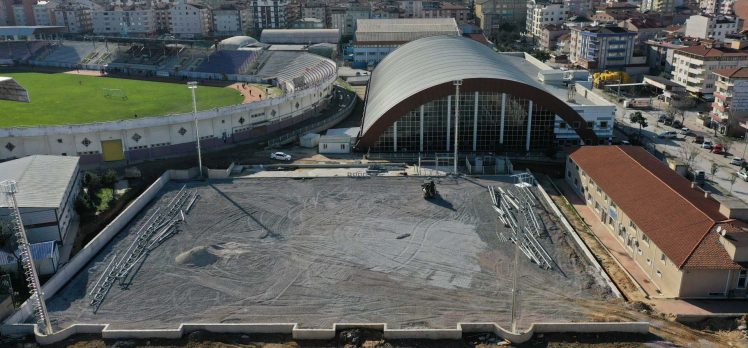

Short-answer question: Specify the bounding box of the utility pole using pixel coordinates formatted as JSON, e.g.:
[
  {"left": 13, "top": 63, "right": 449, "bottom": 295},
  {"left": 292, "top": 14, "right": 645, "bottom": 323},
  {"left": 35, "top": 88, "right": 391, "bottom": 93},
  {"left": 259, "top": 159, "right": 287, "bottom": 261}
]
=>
[
  {"left": 2, "top": 180, "right": 52, "bottom": 335},
  {"left": 453, "top": 80, "right": 463, "bottom": 174},
  {"left": 511, "top": 242, "right": 521, "bottom": 334},
  {"left": 188, "top": 81, "right": 203, "bottom": 178}
]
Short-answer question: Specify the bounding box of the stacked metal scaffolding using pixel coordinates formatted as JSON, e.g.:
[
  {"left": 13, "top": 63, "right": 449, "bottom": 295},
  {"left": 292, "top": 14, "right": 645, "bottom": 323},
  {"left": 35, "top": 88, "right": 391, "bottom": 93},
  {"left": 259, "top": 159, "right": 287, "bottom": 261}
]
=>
[
  {"left": 489, "top": 183, "right": 552, "bottom": 270},
  {"left": 88, "top": 186, "right": 198, "bottom": 311},
  {"left": 1, "top": 180, "right": 52, "bottom": 334}
]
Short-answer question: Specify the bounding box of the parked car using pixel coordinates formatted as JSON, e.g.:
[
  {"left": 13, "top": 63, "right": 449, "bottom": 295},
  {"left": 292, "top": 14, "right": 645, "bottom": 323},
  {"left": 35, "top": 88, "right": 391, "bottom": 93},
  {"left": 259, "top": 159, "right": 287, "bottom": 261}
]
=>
[
  {"left": 702, "top": 140, "right": 713, "bottom": 149},
  {"left": 664, "top": 118, "right": 674, "bottom": 126},
  {"left": 731, "top": 157, "right": 745, "bottom": 166},
  {"left": 270, "top": 152, "right": 292, "bottom": 161},
  {"left": 680, "top": 127, "right": 691, "bottom": 135},
  {"left": 693, "top": 135, "right": 705, "bottom": 144},
  {"left": 739, "top": 171, "right": 748, "bottom": 182},
  {"left": 712, "top": 144, "right": 723, "bottom": 154},
  {"left": 658, "top": 131, "right": 677, "bottom": 139},
  {"left": 657, "top": 114, "right": 667, "bottom": 123},
  {"left": 672, "top": 120, "right": 683, "bottom": 128}
]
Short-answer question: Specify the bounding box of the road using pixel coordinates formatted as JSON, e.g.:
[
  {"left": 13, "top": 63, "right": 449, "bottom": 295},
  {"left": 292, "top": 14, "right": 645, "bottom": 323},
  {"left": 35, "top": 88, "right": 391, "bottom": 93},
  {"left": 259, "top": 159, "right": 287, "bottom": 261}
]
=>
[{"left": 614, "top": 106, "right": 748, "bottom": 203}]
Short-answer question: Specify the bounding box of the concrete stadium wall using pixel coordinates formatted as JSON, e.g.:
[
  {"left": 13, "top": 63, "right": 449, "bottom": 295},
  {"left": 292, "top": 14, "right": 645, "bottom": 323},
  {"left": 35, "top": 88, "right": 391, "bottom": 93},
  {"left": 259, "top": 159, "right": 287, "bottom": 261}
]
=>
[
  {"left": 533, "top": 173, "right": 623, "bottom": 299},
  {"left": 3, "top": 171, "right": 172, "bottom": 326},
  {"left": 20, "top": 321, "right": 649, "bottom": 345},
  {"left": 0, "top": 74, "right": 337, "bottom": 162}
]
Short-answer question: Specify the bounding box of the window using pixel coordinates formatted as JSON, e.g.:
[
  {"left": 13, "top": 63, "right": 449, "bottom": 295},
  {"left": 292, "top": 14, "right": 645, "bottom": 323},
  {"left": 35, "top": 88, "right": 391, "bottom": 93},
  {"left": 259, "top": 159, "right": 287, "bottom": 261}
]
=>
[
  {"left": 656, "top": 270, "right": 662, "bottom": 277},
  {"left": 739, "top": 270, "right": 747, "bottom": 289},
  {"left": 559, "top": 122, "right": 567, "bottom": 128},
  {"left": 599, "top": 121, "right": 608, "bottom": 128},
  {"left": 586, "top": 121, "right": 594, "bottom": 128},
  {"left": 641, "top": 234, "right": 650, "bottom": 245},
  {"left": 646, "top": 258, "right": 651, "bottom": 265},
  {"left": 340, "top": 144, "right": 346, "bottom": 150}
]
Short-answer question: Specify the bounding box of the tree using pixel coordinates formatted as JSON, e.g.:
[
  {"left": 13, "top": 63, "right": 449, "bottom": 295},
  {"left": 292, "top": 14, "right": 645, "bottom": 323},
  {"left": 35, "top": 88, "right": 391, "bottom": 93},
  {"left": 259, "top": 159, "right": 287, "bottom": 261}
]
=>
[
  {"left": 718, "top": 135, "right": 734, "bottom": 156},
  {"left": 531, "top": 49, "right": 551, "bottom": 62},
  {"left": 730, "top": 172, "right": 739, "bottom": 194},
  {"left": 666, "top": 105, "right": 684, "bottom": 126},
  {"left": 711, "top": 162, "right": 719, "bottom": 179},
  {"left": 679, "top": 142, "right": 701, "bottom": 172},
  {"left": 101, "top": 169, "right": 118, "bottom": 189},
  {"left": 629, "top": 111, "right": 648, "bottom": 140}
]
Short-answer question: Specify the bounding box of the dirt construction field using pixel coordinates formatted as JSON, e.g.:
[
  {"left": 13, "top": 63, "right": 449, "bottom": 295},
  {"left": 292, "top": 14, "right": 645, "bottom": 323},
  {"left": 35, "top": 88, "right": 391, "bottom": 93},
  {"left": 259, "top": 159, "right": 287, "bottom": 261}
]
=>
[{"left": 46, "top": 177, "right": 614, "bottom": 331}]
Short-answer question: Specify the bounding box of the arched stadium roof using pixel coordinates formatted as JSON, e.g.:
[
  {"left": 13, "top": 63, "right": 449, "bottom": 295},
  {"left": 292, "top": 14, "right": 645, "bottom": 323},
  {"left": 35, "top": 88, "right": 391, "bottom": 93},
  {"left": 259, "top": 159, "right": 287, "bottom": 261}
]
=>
[
  {"left": 358, "top": 36, "right": 598, "bottom": 146},
  {"left": 260, "top": 29, "right": 340, "bottom": 45},
  {"left": 218, "top": 36, "right": 259, "bottom": 50}
]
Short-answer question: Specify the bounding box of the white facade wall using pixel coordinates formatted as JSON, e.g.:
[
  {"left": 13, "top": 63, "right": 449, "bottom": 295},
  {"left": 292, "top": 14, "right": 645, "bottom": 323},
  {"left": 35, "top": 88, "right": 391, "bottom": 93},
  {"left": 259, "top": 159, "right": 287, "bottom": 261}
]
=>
[
  {"left": 12, "top": 4, "right": 26, "bottom": 25},
  {"left": 685, "top": 15, "right": 739, "bottom": 40},
  {"left": 169, "top": 3, "right": 211, "bottom": 38},
  {"left": 526, "top": 1, "right": 567, "bottom": 39},
  {"left": 673, "top": 51, "right": 748, "bottom": 95},
  {"left": 213, "top": 9, "right": 242, "bottom": 35},
  {"left": 92, "top": 9, "right": 156, "bottom": 36},
  {"left": 33, "top": 3, "right": 56, "bottom": 26},
  {"left": 554, "top": 104, "right": 615, "bottom": 143},
  {"left": 54, "top": 8, "right": 93, "bottom": 33},
  {"left": 252, "top": 0, "right": 288, "bottom": 30}
]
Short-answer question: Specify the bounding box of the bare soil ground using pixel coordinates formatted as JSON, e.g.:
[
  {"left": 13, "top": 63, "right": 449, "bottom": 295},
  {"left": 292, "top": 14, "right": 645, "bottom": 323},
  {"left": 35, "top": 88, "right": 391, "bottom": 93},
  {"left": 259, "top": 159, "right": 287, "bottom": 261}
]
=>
[{"left": 46, "top": 177, "right": 610, "bottom": 331}]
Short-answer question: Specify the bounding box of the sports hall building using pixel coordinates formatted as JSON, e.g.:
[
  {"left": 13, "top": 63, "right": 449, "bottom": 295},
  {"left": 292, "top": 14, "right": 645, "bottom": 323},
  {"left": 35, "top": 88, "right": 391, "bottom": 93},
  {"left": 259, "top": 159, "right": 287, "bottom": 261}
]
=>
[{"left": 356, "top": 36, "right": 614, "bottom": 154}]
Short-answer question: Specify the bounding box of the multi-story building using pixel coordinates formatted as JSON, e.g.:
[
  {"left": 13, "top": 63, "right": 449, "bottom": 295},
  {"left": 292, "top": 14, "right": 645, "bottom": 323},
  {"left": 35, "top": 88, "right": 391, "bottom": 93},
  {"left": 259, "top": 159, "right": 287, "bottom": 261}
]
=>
[
  {"left": 352, "top": 18, "right": 460, "bottom": 68},
  {"left": 711, "top": 67, "right": 748, "bottom": 134},
  {"left": 302, "top": 3, "right": 328, "bottom": 27},
  {"left": 539, "top": 23, "right": 569, "bottom": 51},
  {"left": 475, "top": 0, "right": 527, "bottom": 37},
  {"left": 398, "top": 0, "right": 423, "bottom": 17},
  {"left": 570, "top": 25, "right": 637, "bottom": 70},
  {"left": 330, "top": 5, "right": 370, "bottom": 36},
  {"left": 33, "top": 1, "right": 56, "bottom": 26},
  {"left": 92, "top": 7, "right": 157, "bottom": 36},
  {"left": 641, "top": 0, "right": 675, "bottom": 15},
  {"left": 526, "top": 0, "right": 567, "bottom": 40},
  {"left": 618, "top": 17, "right": 665, "bottom": 47},
  {"left": 213, "top": 7, "right": 243, "bottom": 36},
  {"left": 564, "top": 0, "right": 592, "bottom": 16},
  {"left": 252, "top": 0, "right": 288, "bottom": 31},
  {"left": 0, "top": 155, "right": 81, "bottom": 247},
  {"left": 701, "top": 0, "right": 735, "bottom": 16},
  {"left": 672, "top": 43, "right": 748, "bottom": 97},
  {"left": 0, "top": 0, "right": 9, "bottom": 25},
  {"left": 646, "top": 37, "right": 691, "bottom": 74},
  {"left": 54, "top": 3, "right": 94, "bottom": 34},
  {"left": 567, "top": 145, "right": 748, "bottom": 299},
  {"left": 12, "top": 3, "right": 28, "bottom": 25},
  {"left": 684, "top": 14, "right": 740, "bottom": 41},
  {"left": 421, "top": 2, "right": 469, "bottom": 23},
  {"left": 169, "top": 1, "right": 212, "bottom": 38}
]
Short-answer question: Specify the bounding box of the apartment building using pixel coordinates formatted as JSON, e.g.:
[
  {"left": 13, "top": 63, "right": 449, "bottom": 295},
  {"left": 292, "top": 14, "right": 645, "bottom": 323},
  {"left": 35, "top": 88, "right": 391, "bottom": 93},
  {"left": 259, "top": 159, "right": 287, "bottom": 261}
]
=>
[
  {"left": 54, "top": 3, "right": 93, "bottom": 33},
  {"left": 641, "top": 0, "right": 675, "bottom": 15},
  {"left": 302, "top": 3, "right": 328, "bottom": 27},
  {"left": 526, "top": 0, "right": 567, "bottom": 40},
  {"left": 570, "top": 25, "right": 637, "bottom": 70},
  {"left": 330, "top": 5, "right": 369, "bottom": 36},
  {"left": 567, "top": 146, "right": 748, "bottom": 299},
  {"left": 422, "top": 2, "right": 469, "bottom": 23},
  {"left": 92, "top": 7, "right": 157, "bottom": 36},
  {"left": 169, "top": 1, "right": 211, "bottom": 38},
  {"left": 213, "top": 7, "right": 243, "bottom": 36},
  {"left": 475, "top": 0, "right": 527, "bottom": 36},
  {"left": 33, "top": 1, "right": 56, "bottom": 26},
  {"left": 701, "top": 0, "right": 735, "bottom": 16},
  {"left": 538, "top": 23, "right": 569, "bottom": 50},
  {"left": 711, "top": 67, "right": 748, "bottom": 134},
  {"left": 252, "top": 0, "right": 288, "bottom": 31},
  {"left": 684, "top": 14, "right": 740, "bottom": 41},
  {"left": 672, "top": 43, "right": 748, "bottom": 97},
  {"left": 564, "top": 0, "right": 592, "bottom": 16}
]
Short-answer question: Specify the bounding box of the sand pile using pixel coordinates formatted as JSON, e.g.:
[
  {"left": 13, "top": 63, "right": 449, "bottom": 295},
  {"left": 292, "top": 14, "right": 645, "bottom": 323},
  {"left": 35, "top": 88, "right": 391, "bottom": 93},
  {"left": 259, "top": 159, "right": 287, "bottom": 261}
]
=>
[{"left": 175, "top": 246, "right": 218, "bottom": 267}]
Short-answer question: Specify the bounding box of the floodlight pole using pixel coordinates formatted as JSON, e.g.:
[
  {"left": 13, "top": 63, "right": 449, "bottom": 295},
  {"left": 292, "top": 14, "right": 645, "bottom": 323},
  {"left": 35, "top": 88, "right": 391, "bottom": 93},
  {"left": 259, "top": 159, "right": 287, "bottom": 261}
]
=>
[
  {"left": 453, "top": 80, "right": 463, "bottom": 174},
  {"left": 188, "top": 81, "right": 203, "bottom": 178}
]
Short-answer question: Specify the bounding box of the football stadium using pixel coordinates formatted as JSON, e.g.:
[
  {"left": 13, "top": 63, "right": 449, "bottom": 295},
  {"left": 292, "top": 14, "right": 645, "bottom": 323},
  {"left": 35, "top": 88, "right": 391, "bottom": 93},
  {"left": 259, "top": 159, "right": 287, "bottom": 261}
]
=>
[{"left": 0, "top": 32, "right": 343, "bottom": 164}]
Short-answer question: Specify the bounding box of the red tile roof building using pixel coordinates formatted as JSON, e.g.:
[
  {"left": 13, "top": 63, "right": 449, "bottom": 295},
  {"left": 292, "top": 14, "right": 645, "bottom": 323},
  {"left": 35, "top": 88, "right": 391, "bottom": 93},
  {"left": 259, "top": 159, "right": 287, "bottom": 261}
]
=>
[{"left": 567, "top": 146, "right": 748, "bottom": 298}]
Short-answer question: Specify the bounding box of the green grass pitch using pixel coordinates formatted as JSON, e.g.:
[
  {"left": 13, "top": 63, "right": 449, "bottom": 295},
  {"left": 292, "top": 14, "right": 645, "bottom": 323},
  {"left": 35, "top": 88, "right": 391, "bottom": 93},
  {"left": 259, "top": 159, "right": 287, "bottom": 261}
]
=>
[{"left": 0, "top": 72, "right": 245, "bottom": 128}]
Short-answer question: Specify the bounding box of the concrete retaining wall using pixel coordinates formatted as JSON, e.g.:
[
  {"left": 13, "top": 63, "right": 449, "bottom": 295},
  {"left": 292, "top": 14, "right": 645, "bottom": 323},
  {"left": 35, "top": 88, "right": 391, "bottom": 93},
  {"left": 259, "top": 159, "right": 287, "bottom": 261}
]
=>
[
  {"left": 169, "top": 167, "right": 201, "bottom": 180},
  {"left": 533, "top": 174, "right": 623, "bottom": 299},
  {"left": 207, "top": 163, "right": 234, "bottom": 179},
  {"left": 3, "top": 171, "right": 172, "bottom": 325},
  {"left": 23, "top": 321, "right": 649, "bottom": 345}
]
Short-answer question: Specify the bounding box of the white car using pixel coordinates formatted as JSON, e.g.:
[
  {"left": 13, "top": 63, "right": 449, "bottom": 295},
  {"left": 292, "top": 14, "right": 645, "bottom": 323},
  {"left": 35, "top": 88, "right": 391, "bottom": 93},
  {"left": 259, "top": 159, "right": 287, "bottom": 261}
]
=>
[
  {"left": 739, "top": 171, "right": 748, "bottom": 182},
  {"left": 731, "top": 157, "right": 745, "bottom": 166},
  {"left": 680, "top": 127, "right": 690, "bottom": 135},
  {"left": 270, "top": 152, "right": 292, "bottom": 161},
  {"left": 702, "top": 140, "right": 713, "bottom": 149},
  {"left": 657, "top": 131, "right": 677, "bottom": 139}
]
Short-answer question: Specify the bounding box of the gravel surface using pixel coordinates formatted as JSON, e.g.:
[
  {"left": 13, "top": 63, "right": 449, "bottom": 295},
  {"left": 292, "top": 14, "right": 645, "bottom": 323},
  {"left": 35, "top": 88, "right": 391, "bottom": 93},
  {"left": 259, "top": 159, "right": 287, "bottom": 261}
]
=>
[{"left": 47, "top": 176, "right": 611, "bottom": 330}]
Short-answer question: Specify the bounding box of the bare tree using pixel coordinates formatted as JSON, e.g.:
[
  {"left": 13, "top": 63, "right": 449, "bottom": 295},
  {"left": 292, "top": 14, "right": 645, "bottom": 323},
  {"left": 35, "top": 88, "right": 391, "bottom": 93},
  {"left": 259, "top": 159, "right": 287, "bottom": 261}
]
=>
[
  {"left": 730, "top": 172, "right": 739, "bottom": 194},
  {"left": 679, "top": 142, "right": 701, "bottom": 172},
  {"left": 719, "top": 135, "right": 734, "bottom": 156}
]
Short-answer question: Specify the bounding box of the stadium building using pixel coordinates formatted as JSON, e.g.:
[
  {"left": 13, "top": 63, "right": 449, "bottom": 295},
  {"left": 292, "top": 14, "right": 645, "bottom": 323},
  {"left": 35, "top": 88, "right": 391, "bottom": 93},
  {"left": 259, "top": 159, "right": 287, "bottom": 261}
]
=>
[
  {"left": 0, "top": 36, "right": 342, "bottom": 164},
  {"left": 356, "top": 36, "right": 611, "bottom": 154}
]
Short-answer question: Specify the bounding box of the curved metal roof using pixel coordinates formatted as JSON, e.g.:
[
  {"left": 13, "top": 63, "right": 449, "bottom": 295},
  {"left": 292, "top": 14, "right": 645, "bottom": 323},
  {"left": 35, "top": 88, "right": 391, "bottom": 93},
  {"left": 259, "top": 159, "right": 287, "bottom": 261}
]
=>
[{"left": 362, "top": 36, "right": 545, "bottom": 135}]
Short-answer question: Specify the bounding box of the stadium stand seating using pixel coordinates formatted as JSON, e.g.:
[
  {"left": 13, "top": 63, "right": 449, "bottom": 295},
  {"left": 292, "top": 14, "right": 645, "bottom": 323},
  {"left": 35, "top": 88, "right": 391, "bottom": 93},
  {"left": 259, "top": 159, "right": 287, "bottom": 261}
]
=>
[
  {"left": 0, "top": 41, "right": 47, "bottom": 61},
  {"left": 257, "top": 51, "right": 335, "bottom": 92},
  {"left": 39, "top": 41, "right": 98, "bottom": 65},
  {"left": 196, "top": 50, "right": 258, "bottom": 74}
]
